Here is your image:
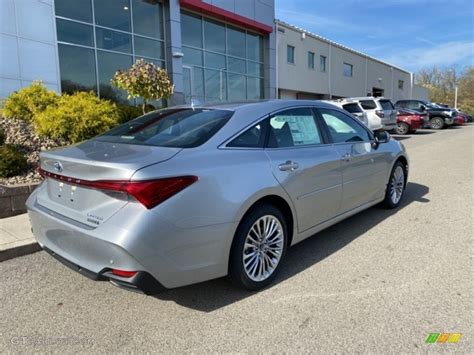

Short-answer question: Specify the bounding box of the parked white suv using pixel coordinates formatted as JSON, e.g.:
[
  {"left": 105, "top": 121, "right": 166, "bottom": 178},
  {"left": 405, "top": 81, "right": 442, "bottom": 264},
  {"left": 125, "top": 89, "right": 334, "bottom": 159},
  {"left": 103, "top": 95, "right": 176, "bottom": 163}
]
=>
[
  {"left": 323, "top": 99, "right": 382, "bottom": 131},
  {"left": 351, "top": 97, "right": 397, "bottom": 131}
]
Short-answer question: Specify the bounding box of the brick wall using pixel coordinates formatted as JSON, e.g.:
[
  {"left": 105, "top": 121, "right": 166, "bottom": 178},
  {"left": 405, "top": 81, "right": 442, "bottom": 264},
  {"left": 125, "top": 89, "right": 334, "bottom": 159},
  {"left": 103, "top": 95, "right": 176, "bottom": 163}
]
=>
[{"left": 0, "top": 183, "right": 39, "bottom": 218}]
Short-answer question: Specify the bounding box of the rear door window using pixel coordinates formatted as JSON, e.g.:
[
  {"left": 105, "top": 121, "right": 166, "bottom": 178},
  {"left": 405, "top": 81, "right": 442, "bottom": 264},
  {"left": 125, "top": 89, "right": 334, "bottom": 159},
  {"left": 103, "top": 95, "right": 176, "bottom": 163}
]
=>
[
  {"left": 359, "top": 100, "right": 377, "bottom": 110},
  {"left": 97, "top": 108, "right": 233, "bottom": 148},
  {"left": 267, "top": 108, "right": 322, "bottom": 148},
  {"left": 342, "top": 103, "right": 363, "bottom": 114}
]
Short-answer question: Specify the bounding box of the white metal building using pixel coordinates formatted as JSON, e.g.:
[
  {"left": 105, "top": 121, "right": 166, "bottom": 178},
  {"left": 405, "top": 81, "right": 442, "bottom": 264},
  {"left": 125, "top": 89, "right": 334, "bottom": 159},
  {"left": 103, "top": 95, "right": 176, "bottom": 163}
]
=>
[{"left": 276, "top": 20, "right": 428, "bottom": 102}]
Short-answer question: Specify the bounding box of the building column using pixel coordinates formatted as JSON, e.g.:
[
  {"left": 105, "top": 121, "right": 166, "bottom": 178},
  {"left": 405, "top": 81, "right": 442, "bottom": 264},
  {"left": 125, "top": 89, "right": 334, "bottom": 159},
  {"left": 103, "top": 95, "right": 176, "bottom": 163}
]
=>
[
  {"left": 265, "top": 24, "right": 277, "bottom": 99},
  {"left": 164, "top": 0, "right": 185, "bottom": 105}
]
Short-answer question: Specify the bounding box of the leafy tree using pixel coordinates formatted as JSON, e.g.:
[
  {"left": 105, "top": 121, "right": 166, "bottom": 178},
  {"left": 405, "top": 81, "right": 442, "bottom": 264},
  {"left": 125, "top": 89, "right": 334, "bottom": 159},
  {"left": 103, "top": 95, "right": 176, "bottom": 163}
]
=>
[
  {"left": 112, "top": 59, "right": 174, "bottom": 114},
  {"left": 416, "top": 65, "right": 474, "bottom": 115}
]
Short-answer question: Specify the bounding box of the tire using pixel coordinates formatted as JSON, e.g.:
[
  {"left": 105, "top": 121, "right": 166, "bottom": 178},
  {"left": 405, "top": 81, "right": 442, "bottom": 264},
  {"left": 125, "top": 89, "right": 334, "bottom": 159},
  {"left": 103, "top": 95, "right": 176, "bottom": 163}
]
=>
[
  {"left": 382, "top": 161, "right": 406, "bottom": 209},
  {"left": 395, "top": 122, "right": 410, "bottom": 135},
  {"left": 430, "top": 117, "right": 444, "bottom": 130},
  {"left": 229, "top": 204, "right": 288, "bottom": 291}
]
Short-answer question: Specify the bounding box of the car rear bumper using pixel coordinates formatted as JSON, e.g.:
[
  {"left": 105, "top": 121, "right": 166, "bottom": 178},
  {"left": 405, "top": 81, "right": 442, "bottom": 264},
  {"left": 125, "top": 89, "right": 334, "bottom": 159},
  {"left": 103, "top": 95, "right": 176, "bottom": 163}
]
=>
[
  {"left": 43, "top": 246, "right": 166, "bottom": 294},
  {"left": 26, "top": 189, "right": 237, "bottom": 290}
]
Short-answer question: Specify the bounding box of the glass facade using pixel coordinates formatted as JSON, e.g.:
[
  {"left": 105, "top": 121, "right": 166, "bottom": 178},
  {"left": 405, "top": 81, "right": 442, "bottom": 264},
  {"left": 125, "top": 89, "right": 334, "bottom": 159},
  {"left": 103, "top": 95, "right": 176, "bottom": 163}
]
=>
[
  {"left": 55, "top": 0, "right": 165, "bottom": 103},
  {"left": 181, "top": 11, "right": 265, "bottom": 103}
]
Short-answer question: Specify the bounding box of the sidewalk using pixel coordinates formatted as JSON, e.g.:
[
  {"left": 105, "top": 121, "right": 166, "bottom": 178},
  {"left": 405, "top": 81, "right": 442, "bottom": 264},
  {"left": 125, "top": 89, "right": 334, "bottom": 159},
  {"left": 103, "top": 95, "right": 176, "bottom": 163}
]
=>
[{"left": 0, "top": 213, "right": 40, "bottom": 262}]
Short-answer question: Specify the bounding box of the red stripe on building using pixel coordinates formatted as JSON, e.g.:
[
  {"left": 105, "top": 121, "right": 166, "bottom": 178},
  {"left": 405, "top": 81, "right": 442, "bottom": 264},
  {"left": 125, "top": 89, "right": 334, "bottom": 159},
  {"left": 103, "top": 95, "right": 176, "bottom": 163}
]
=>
[{"left": 180, "top": 0, "right": 273, "bottom": 34}]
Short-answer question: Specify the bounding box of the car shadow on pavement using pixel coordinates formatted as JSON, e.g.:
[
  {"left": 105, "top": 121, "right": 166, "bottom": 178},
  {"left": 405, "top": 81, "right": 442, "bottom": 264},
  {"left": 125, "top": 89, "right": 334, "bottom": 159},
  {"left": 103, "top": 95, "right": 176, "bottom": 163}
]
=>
[
  {"left": 413, "top": 130, "right": 436, "bottom": 135},
  {"left": 153, "top": 182, "right": 430, "bottom": 312},
  {"left": 392, "top": 136, "right": 411, "bottom": 141}
]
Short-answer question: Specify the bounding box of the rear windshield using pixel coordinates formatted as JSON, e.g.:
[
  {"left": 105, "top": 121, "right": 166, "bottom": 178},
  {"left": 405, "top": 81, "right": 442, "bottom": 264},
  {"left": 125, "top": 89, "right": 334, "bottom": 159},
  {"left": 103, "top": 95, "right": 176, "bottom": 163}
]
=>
[
  {"left": 379, "top": 100, "right": 394, "bottom": 110},
  {"left": 342, "top": 103, "right": 363, "bottom": 113},
  {"left": 359, "top": 100, "right": 377, "bottom": 110},
  {"left": 96, "top": 108, "right": 233, "bottom": 148}
]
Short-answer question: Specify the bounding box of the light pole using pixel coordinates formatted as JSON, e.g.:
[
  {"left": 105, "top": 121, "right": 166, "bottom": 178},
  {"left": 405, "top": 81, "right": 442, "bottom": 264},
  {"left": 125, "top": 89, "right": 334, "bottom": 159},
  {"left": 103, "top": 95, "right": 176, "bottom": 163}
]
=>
[{"left": 454, "top": 86, "right": 458, "bottom": 109}]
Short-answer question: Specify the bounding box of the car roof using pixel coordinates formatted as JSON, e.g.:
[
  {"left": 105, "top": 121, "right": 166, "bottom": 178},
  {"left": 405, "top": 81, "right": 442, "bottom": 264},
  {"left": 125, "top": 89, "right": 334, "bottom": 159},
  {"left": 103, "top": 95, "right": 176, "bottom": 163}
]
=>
[
  {"left": 351, "top": 96, "right": 390, "bottom": 101},
  {"left": 172, "top": 99, "right": 340, "bottom": 112}
]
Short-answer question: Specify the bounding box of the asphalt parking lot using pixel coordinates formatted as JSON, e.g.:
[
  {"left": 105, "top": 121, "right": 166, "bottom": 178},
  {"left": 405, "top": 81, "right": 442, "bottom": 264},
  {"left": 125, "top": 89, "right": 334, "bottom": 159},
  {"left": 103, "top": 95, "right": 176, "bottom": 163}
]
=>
[{"left": 0, "top": 125, "right": 472, "bottom": 353}]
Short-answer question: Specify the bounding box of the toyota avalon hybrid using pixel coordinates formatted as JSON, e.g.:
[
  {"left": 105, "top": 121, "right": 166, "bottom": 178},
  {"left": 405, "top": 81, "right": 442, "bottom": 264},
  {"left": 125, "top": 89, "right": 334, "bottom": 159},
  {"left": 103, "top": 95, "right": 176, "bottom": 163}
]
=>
[{"left": 27, "top": 100, "right": 409, "bottom": 293}]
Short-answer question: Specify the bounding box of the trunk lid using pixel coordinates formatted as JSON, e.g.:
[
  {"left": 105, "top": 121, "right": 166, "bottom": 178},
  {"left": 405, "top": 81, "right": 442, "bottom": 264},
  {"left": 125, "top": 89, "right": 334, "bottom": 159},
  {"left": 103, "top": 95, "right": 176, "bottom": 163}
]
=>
[{"left": 37, "top": 140, "right": 182, "bottom": 227}]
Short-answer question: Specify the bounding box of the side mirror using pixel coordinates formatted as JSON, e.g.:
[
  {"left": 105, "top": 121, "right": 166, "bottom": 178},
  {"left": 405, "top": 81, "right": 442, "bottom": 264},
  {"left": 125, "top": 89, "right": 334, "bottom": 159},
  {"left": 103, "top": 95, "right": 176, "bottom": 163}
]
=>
[
  {"left": 372, "top": 130, "right": 390, "bottom": 148},
  {"left": 420, "top": 105, "right": 426, "bottom": 111}
]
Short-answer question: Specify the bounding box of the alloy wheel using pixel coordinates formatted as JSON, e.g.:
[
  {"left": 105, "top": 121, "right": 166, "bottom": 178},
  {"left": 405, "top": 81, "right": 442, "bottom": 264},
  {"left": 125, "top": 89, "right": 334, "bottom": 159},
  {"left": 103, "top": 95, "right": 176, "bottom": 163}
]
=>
[
  {"left": 243, "top": 215, "right": 284, "bottom": 282},
  {"left": 390, "top": 166, "right": 405, "bottom": 204}
]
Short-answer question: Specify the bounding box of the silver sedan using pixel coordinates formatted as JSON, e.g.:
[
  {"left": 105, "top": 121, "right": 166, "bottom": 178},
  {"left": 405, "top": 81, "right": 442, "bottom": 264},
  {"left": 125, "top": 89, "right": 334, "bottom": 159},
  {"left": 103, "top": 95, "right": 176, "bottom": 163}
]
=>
[{"left": 26, "top": 100, "right": 408, "bottom": 293}]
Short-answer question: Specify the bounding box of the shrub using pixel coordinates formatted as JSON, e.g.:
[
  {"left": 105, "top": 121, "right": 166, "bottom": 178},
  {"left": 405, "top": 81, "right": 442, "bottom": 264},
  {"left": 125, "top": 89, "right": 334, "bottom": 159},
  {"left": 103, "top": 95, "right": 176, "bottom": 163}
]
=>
[
  {"left": 0, "top": 145, "right": 28, "bottom": 178},
  {"left": 3, "top": 81, "right": 59, "bottom": 121},
  {"left": 117, "top": 104, "right": 145, "bottom": 123},
  {"left": 35, "top": 92, "right": 119, "bottom": 143},
  {"left": 0, "top": 127, "right": 5, "bottom": 145}
]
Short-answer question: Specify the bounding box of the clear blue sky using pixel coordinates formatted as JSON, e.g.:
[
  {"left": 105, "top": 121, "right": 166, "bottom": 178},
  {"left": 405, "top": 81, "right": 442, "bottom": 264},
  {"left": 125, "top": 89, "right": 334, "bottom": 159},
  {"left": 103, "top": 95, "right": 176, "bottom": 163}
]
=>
[{"left": 275, "top": 0, "right": 474, "bottom": 72}]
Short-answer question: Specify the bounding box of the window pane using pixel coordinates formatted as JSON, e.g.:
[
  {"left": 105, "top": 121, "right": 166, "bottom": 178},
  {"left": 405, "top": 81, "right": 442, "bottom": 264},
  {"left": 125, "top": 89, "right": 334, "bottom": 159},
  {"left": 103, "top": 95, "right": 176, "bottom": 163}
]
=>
[
  {"left": 134, "top": 36, "right": 163, "bottom": 59},
  {"left": 98, "top": 109, "right": 233, "bottom": 148},
  {"left": 181, "top": 12, "right": 202, "bottom": 48},
  {"left": 205, "top": 52, "right": 226, "bottom": 70},
  {"left": 308, "top": 51, "right": 314, "bottom": 69},
  {"left": 94, "top": 0, "right": 131, "bottom": 32},
  {"left": 342, "top": 103, "right": 363, "bottom": 113},
  {"left": 55, "top": 0, "right": 92, "bottom": 23},
  {"left": 228, "top": 57, "right": 246, "bottom": 74},
  {"left": 227, "top": 26, "right": 246, "bottom": 58},
  {"left": 319, "top": 108, "right": 370, "bottom": 143},
  {"left": 247, "top": 77, "right": 263, "bottom": 100},
  {"left": 343, "top": 63, "right": 353, "bottom": 77},
  {"left": 268, "top": 108, "right": 321, "bottom": 148},
  {"left": 287, "top": 45, "right": 294, "bottom": 63},
  {"left": 247, "top": 61, "right": 263, "bottom": 77},
  {"left": 183, "top": 47, "right": 203, "bottom": 66},
  {"left": 320, "top": 55, "right": 326, "bottom": 72},
  {"left": 359, "top": 100, "right": 377, "bottom": 109},
  {"left": 96, "top": 28, "right": 132, "bottom": 53},
  {"left": 97, "top": 50, "right": 132, "bottom": 103},
  {"left": 193, "top": 67, "right": 205, "bottom": 100},
  {"left": 247, "top": 33, "right": 263, "bottom": 62},
  {"left": 204, "top": 19, "right": 225, "bottom": 53},
  {"left": 380, "top": 100, "right": 394, "bottom": 110},
  {"left": 205, "top": 69, "right": 226, "bottom": 102},
  {"left": 228, "top": 122, "right": 265, "bottom": 148},
  {"left": 132, "top": 0, "right": 163, "bottom": 39},
  {"left": 58, "top": 44, "right": 97, "bottom": 93},
  {"left": 56, "top": 19, "right": 93, "bottom": 47},
  {"left": 228, "top": 73, "right": 246, "bottom": 101}
]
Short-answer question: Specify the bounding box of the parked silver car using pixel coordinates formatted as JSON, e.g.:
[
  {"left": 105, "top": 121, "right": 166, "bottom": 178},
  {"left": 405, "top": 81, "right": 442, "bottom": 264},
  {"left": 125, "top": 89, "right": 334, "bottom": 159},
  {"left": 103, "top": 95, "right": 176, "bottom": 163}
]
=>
[
  {"left": 26, "top": 100, "right": 409, "bottom": 293},
  {"left": 323, "top": 99, "right": 382, "bottom": 131},
  {"left": 352, "top": 97, "right": 397, "bottom": 131}
]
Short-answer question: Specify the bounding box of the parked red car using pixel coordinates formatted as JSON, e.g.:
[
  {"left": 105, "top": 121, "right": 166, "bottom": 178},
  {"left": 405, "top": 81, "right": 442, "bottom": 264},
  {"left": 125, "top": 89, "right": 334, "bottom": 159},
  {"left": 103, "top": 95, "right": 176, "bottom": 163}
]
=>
[
  {"left": 395, "top": 109, "right": 429, "bottom": 134},
  {"left": 454, "top": 114, "right": 466, "bottom": 125}
]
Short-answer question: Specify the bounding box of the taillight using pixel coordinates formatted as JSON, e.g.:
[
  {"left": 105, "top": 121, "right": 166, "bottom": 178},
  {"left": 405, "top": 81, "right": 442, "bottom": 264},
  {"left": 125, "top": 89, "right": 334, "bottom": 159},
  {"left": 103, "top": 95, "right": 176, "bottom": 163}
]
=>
[
  {"left": 38, "top": 168, "right": 197, "bottom": 209},
  {"left": 375, "top": 110, "right": 384, "bottom": 118},
  {"left": 111, "top": 269, "right": 137, "bottom": 278}
]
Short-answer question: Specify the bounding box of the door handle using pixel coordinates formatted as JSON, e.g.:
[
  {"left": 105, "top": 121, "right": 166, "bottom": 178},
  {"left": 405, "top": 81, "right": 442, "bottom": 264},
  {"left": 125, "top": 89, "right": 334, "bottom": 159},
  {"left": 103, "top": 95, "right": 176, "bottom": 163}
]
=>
[
  {"left": 279, "top": 160, "right": 299, "bottom": 171},
  {"left": 340, "top": 153, "right": 352, "bottom": 162}
]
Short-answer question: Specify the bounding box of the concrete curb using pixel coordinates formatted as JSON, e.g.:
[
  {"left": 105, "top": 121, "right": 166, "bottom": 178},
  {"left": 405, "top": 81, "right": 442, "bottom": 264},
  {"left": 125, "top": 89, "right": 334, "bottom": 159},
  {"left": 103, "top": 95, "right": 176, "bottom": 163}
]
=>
[{"left": 0, "top": 240, "right": 41, "bottom": 262}]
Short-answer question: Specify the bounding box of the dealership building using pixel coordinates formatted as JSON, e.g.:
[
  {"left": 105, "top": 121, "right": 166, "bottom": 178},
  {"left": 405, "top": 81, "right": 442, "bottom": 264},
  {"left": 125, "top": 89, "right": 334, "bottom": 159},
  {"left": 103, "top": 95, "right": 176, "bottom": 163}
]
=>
[
  {"left": 0, "top": 0, "right": 426, "bottom": 105},
  {"left": 0, "top": 0, "right": 276, "bottom": 105}
]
